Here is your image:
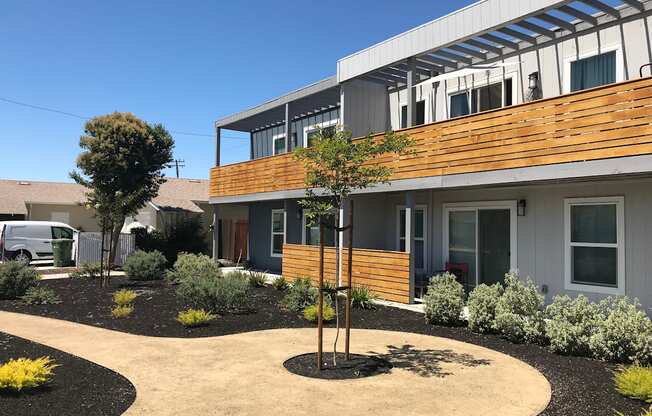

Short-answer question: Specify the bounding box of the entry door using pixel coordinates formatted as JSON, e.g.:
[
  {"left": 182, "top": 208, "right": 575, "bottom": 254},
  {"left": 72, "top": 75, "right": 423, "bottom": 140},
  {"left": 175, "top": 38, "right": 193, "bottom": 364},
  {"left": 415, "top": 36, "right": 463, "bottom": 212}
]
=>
[{"left": 444, "top": 202, "right": 517, "bottom": 289}]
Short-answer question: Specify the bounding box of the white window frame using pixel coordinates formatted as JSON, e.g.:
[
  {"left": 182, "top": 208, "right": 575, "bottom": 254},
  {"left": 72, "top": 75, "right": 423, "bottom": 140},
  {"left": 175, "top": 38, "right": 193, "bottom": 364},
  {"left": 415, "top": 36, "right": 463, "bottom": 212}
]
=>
[
  {"left": 563, "top": 44, "right": 623, "bottom": 94},
  {"left": 442, "top": 200, "right": 518, "bottom": 286},
  {"left": 301, "top": 211, "right": 336, "bottom": 246},
  {"left": 396, "top": 205, "right": 428, "bottom": 273},
  {"left": 270, "top": 209, "right": 285, "bottom": 258},
  {"left": 447, "top": 72, "right": 517, "bottom": 119},
  {"left": 302, "top": 118, "right": 338, "bottom": 148},
  {"left": 398, "top": 100, "right": 427, "bottom": 129},
  {"left": 563, "top": 196, "right": 625, "bottom": 295},
  {"left": 272, "top": 133, "right": 286, "bottom": 155}
]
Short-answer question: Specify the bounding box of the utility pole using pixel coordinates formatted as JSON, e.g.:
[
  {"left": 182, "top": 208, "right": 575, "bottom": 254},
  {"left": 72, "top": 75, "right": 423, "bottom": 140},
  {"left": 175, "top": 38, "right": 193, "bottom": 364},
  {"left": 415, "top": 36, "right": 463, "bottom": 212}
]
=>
[{"left": 169, "top": 159, "right": 186, "bottom": 178}]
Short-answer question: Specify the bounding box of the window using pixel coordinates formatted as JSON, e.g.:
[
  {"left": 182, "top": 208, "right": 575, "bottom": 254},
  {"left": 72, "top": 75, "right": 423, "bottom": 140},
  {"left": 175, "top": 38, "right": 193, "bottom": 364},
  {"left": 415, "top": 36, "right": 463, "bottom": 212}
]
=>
[
  {"left": 273, "top": 134, "right": 286, "bottom": 155},
  {"left": 302, "top": 213, "right": 336, "bottom": 247},
  {"left": 450, "top": 93, "right": 470, "bottom": 118},
  {"left": 449, "top": 78, "right": 514, "bottom": 118},
  {"left": 51, "top": 226, "right": 73, "bottom": 239},
  {"left": 564, "top": 197, "right": 624, "bottom": 294},
  {"left": 304, "top": 121, "right": 337, "bottom": 148},
  {"left": 397, "top": 206, "right": 427, "bottom": 272},
  {"left": 570, "top": 51, "right": 617, "bottom": 92},
  {"left": 400, "top": 100, "right": 426, "bottom": 129},
  {"left": 270, "top": 209, "right": 285, "bottom": 257}
]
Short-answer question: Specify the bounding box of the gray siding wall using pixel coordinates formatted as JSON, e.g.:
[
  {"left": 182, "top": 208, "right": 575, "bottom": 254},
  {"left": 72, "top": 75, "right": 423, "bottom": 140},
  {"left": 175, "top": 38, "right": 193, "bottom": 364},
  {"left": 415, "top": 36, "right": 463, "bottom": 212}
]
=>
[
  {"left": 342, "top": 79, "right": 390, "bottom": 137},
  {"left": 350, "top": 177, "right": 652, "bottom": 310},
  {"left": 251, "top": 108, "right": 340, "bottom": 159},
  {"left": 385, "top": 14, "right": 652, "bottom": 129},
  {"left": 247, "top": 199, "right": 302, "bottom": 272}
]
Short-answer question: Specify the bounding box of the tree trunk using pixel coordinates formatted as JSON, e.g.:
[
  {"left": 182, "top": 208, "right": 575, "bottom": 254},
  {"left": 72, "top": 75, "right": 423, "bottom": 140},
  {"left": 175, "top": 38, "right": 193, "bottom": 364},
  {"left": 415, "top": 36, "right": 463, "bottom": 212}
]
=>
[{"left": 109, "top": 217, "right": 124, "bottom": 266}]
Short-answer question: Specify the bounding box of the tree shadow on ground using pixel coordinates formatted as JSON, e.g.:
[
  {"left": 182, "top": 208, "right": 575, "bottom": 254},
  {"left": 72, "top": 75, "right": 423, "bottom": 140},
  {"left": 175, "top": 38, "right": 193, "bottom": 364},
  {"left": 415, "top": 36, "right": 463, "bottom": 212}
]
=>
[{"left": 369, "top": 344, "right": 491, "bottom": 378}]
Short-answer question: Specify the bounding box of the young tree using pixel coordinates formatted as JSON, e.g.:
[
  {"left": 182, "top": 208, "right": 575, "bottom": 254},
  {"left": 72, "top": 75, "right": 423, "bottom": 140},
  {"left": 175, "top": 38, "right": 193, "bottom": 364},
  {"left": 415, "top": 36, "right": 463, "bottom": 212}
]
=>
[
  {"left": 71, "top": 112, "right": 174, "bottom": 283},
  {"left": 294, "top": 126, "right": 413, "bottom": 368}
]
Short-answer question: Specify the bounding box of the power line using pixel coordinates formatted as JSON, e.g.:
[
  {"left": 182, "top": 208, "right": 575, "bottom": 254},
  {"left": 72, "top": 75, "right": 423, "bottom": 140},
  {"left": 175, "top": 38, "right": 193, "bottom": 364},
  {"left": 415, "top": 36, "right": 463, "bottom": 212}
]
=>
[{"left": 0, "top": 96, "right": 248, "bottom": 140}]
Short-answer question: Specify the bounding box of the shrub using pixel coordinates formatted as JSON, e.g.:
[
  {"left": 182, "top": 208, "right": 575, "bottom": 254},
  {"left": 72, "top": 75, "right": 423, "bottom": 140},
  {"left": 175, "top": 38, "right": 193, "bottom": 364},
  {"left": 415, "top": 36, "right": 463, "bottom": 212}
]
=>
[
  {"left": 303, "top": 303, "right": 335, "bottom": 323},
  {"left": 176, "top": 273, "right": 250, "bottom": 313},
  {"left": 589, "top": 297, "right": 652, "bottom": 364},
  {"left": 0, "top": 357, "right": 58, "bottom": 391},
  {"left": 423, "top": 273, "right": 465, "bottom": 326},
  {"left": 616, "top": 406, "right": 652, "bottom": 416},
  {"left": 467, "top": 283, "right": 503, "bottom": 334},
  {"left": 69, "top": 262, "right": 101, "bottom": 279},
  {"left": 545, "top": 294, "right": 601, "bottom": 356},
  {"left": 166, "top": 253, "right": 220, "bottom": 284},
  {"left": 272, "top": 276, "right": 289, "bottom": 291},
  {"left": 124, "top": 250, "right": 167, "bottom": 281},
  {"left": 132, "top": 216, "right": 209, "bottom": 265},
  {"left": 176, "top": 308, "right": 217, "bottom": 327},
  {"left": 281, "top": 277, "right": 318, "bottom": 313},
  {"left": 350, "top": 286, "right": 377, "bottom": 309},
  {"left": 111, "top": 305, "right": 134, "bottom": 318},
  {"left": 493, "top": 272, "right": 545, "bottom": 344},
  {"left": 21, "top": 287, "right": 61, "bottom": 305},
  {"left": 615, "top": 366, "right": 652, "bottom": 403},
  {"left": 248, "top": 271, "right": 267, "bottom": 287},
  {"left": 113, "top": 289, "right": 138, "bottom": 306},
  {"left": 0, "top": 261, "right": 40, "bottom": 300}
]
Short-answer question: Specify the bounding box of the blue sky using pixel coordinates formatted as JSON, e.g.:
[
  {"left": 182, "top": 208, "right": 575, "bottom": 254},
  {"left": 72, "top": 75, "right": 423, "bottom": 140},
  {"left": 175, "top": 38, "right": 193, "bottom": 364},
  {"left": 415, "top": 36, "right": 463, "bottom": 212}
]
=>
[{"left": 0, "top": 0, "right": 475, "bottom": 182}]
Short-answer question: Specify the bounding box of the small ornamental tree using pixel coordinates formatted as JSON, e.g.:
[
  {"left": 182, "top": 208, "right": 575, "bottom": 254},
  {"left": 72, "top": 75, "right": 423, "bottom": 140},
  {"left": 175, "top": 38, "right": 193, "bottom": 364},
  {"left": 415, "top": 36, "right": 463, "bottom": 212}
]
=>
[
  {"left": 71, "top": 112, "right": 174, "bottom": 285},
  {"left": 294, "top": 126, "right": 413, "bottom": 368}
]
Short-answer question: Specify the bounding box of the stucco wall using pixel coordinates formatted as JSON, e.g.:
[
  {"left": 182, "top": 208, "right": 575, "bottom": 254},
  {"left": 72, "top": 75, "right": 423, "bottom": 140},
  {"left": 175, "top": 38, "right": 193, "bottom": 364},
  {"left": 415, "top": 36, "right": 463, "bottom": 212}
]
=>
[{"left": 28, "top": 203, "right": 101, "bottom": 231}]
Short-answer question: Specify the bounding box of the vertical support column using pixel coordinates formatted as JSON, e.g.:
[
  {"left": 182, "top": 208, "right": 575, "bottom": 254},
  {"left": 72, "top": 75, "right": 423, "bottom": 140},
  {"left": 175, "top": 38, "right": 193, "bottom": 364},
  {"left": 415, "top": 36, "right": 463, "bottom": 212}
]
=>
[
  {"left": 406, "top": 58, "right": 417, "bottom": 128},
  {"left": 249, "top": 132, "right": 254, "bottom": 160},
  {"left": 212, "top": 204, "right": 220, "bottom": 262},
  {"left": 339, "top": 83, "right": 345, "bottom": 128},
  {"left": 405, "top": 191, "right": 416, "bottom": 304},
  {"left": 284, "top": 102, "right": 291, "bottom": 153},
  {"left": 283, "top": 200, "right": 289, "bottom": 245},
  {"left": 215, "top": 126, "right": 221, "bottom": 167}
]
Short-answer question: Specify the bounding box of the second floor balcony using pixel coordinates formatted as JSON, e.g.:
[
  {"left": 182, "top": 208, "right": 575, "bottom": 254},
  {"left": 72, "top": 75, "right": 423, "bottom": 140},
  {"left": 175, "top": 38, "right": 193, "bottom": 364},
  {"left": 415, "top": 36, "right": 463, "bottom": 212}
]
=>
[{"left": 210, "top": 76, "right": 652, "bottom": 201}]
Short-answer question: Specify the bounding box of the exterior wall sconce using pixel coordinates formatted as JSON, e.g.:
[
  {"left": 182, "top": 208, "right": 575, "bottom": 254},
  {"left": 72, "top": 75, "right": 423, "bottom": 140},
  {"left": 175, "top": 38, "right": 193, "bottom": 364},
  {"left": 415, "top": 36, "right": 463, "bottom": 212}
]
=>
[
  {"left": 528, "top": 72, "right": 539, "bottom": 89},
  {"left": 517, "top": 199, "right": 527, "bottom": 216},
  {"left": 526, "top": 72, "right": 542, "bottom": 102}
]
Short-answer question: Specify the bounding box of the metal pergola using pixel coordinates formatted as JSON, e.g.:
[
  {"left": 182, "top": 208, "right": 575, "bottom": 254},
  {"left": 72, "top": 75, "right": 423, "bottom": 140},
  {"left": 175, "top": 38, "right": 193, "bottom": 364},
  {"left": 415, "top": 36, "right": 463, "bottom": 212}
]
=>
[{"left": 359, "top": 0, "right": 650, "bottom": 88}]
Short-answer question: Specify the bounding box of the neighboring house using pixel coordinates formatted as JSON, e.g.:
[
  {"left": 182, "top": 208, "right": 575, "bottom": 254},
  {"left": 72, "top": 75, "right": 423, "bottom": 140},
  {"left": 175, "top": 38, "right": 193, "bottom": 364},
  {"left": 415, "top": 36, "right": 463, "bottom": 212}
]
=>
[
  {"left": 210, "top": 0, "right": 652, "bottom": 308},
  {"left": 0, "top": 178, "right": 214, "bottom": 241}
]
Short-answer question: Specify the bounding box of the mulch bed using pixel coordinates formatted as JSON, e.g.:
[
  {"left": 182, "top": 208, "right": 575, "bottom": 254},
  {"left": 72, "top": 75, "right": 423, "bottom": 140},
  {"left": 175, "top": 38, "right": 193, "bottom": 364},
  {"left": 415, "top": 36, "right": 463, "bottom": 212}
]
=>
[
  {"left": 0, "top": 277, "right": 647, "bottom": 416},
  {"left": 284, "top": 352, "right": 393, "bottom": 379},
  {"left": 0, "top": 332, "right": 135, "bottom": 416}
]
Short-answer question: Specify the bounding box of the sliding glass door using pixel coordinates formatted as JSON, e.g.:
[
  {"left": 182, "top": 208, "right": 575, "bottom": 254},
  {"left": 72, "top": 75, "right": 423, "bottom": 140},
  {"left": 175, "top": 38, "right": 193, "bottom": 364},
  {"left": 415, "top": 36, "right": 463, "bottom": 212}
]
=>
[{"left": 444, "top": 202, "right": 517, "bottom": 290}]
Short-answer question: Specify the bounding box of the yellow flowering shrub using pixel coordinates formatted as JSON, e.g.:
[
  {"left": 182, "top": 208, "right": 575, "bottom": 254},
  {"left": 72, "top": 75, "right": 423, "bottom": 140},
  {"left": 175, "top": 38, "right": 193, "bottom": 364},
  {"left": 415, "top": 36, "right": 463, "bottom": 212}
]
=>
[
  {"left": 176, "top": 309, "right": 216, "bottom": 327},
  {"left": 0, "top": 356, "right": 58, "bottom": 391}
]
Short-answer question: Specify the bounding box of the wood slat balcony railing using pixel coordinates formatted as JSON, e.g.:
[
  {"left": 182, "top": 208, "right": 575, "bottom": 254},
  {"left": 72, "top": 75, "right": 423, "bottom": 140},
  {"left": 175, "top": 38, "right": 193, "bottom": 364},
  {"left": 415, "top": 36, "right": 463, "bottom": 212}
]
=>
[
  {"left": 281, "top": 244, "right": 411, "bottom": 303},
  {"left": 210, "top": 77, "right": 652, "bottom": 198}
]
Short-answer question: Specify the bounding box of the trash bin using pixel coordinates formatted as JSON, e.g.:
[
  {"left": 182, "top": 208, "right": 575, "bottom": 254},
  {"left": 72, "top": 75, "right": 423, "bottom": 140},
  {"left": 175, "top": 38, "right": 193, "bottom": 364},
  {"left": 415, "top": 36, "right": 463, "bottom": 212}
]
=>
[{"left": 52, "top": 239, "right": 74, "bottom": 267}]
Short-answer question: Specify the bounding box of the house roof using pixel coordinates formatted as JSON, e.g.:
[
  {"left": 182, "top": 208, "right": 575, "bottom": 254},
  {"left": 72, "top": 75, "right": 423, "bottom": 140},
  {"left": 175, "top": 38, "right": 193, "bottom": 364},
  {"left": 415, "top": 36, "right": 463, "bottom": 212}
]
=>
[{"left": 0, "top": 177, "right": 209, "bottom": 216}]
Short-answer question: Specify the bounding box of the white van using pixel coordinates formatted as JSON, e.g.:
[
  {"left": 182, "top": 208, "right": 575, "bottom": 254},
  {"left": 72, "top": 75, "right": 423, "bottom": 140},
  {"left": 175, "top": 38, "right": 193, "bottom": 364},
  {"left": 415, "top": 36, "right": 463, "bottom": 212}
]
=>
[{"left": 0, "top": 221, "right": 78, "bottom": 263}]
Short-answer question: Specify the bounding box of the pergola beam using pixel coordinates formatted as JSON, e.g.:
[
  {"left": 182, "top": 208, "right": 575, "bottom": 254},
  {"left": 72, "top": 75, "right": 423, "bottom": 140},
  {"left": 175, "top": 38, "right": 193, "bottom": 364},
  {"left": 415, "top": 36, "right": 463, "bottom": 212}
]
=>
[
  {"left": 514, "top": 20, "right": 557, "bottom": 39},
  {"left": 621, "top": 0, "right": 644, "bottom": 11},
  {"left": 464, "top": 38, "right": 503, "bottom": 55},
  {"left": 557, "top": 5, "right": 598, "bottom": 26},
  {"left": 432, "top": 50, "right": 473, "bottom": 65},
  {"left": 579, "top": 0, "right": 620, "bottom": 19},
  {"left": 448, "top": 44, "right": 487, "bottom": 60},
  {"left": 535, "top": 13, "right": 577, "bottom": 32},
  {"left": 498, "top": 27, "right": 537, "bottom": 44},
  {"left": 479, "top": 33, "right": 520, "bottom": 50},
  {"left": 420, "top": 54, "right": 458, "bottom": 69}
]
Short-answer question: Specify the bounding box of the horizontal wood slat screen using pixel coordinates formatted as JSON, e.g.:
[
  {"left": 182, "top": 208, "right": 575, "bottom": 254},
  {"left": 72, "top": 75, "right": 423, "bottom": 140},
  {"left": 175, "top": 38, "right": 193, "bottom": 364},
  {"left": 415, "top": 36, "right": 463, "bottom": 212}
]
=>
[
  {"left": 211, "top": 77, "right": 652, "bottom": 197},
  {"left": 281, "top": 244, "right": 411, "bottom": 303}
]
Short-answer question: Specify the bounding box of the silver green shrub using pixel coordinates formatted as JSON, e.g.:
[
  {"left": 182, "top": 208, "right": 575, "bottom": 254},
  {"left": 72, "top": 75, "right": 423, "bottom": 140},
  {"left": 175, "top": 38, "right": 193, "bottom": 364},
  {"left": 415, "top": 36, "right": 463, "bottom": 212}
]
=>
[
  {"left": 545, "top": 294, "right": 601, "bottom": 356},
  {"left": 176, "top": 273, "right": 250, "bottom": 313},
  {"left": 124, "top": 250, "right": 167, "bottom": 281},
  {"left": 493, "top": 272, "right": 545, "bottom": 344},
  {"left": 589, "top": 297, "right": 652, "bottom": 365},
  {"left": 166, "top": 253, "right": 220, "bottom": 283},
  {"left": 281, "top": 277, "right": 318, "bottom": 313},
  {"left": 467, "top": 283, "right": 503, "bottom": 333},
  {"left": 423, "top": 272, "right": 465, "bottom": 326}
]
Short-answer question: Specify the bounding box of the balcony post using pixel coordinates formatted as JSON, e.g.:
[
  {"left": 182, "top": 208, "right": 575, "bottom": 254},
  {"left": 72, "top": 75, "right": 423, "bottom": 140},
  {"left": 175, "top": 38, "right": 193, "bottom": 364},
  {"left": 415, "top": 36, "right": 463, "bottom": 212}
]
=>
[
  {"left": 215, "top": 126, "right": 221, "bottom": 167},
  {"left": 405, "top": 191, "right": 416, "bottom": 303},
  {"left": 406, "top": 58, "right": 417, "bottom": 128},
  {"left": 212, "top": 204, "right": 220, "bottom": 262},
  {"left": 284, "top": 102, "right": 291, "bottom": 153}
]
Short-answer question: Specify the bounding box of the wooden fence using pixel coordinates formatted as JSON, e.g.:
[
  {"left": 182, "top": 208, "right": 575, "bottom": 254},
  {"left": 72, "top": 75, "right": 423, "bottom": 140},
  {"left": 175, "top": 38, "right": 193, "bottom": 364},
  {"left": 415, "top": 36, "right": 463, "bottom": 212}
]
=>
[
  {"left": 281, "top": 243, "right": 411, "bottom": 303},
  {"left": 211, "top": 76, "right": 652, "bottom": 197}
]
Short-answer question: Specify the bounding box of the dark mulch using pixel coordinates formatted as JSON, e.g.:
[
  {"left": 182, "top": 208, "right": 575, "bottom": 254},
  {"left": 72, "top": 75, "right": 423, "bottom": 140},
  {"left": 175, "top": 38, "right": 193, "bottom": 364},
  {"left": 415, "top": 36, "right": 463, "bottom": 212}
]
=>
[
  {"left": 0, "top": 332, "right": 135, "bottom": 416},
  {"left": 284, "top": 352, "right": 392, "bottom": 379},
  {"left": 0, "top": 277, "right": 647, "bottom": 416}
]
